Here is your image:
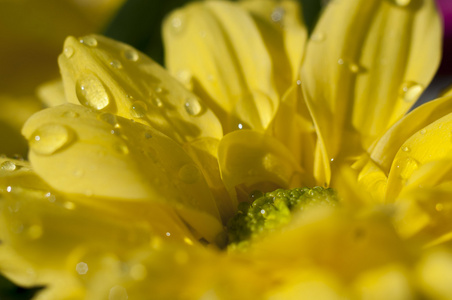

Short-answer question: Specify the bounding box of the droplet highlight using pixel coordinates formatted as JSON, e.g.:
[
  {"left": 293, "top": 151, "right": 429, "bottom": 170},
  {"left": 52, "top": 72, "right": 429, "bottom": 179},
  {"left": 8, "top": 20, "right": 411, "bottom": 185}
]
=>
[
  {"left": 184, "top": 97, "right": 202, "bottom": 116},
  {"left": 1, "top": 161, "right": 16, "bottom": 171},
  {"left": 30, "top": 124, "right": 72, "bottom": 155},
  {"left": 110, "top": 60, "right": 123, "bottom": 69},
  {"left": 64, "top": 47, "right": 74, "bottom": 58},
  {"left": 76, "top": 73, "right": 110, "bottom": 110},
  {"left": 76, "top": 262, "right": 89, "bottom": 275},
  {"left": 123, "top": 49, "right": 139, "bottom": 62},
  {"left": 399, "top": 81, "right": 423, "bottom": 102},
  {"left": 80, "top": 36, "right": 98, "bottom": 47},
  {"left": 178, "top": 164, "right": 200, "bottom": 184}
]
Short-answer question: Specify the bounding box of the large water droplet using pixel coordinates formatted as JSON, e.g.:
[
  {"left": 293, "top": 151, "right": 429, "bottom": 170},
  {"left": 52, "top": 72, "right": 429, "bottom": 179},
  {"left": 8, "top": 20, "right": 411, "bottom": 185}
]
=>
[
  {"left": 123, "top": 49, "right": 139, "bottom": 62},
  {"left": 178, "top": 164, "right": 200, "bottom": 184},
  {"left": 64, "top": 47, "right": 74, "bottom": 58},
  {"left": 110, "top": 60, "right": 123, "bottom": 69},
  {"left": 130, "top": 101, "right": 148, "bottom": 118},
  {"left": 80, "top": 36, "right": 98, "bottom": 47},
  {"left": 76, "top": 73, "right": 110, "bottom": 110},
  {"left": 109, "top": 285, "right": 128, "bottom": 300},
  {"left": 30, "top": 124, "right": 72, "bottom": 155},
  {"left": 76, "top": 262, "right": 89, "bottom": 275},
  {"left": 399, "top": 81, "right": 423, "bottom": 102},
  {"left": 184, "top": 97, "right": 202, "bottom": 116},
  {"left": 1, "top": 161, "right": 16, "bottom": 171}
]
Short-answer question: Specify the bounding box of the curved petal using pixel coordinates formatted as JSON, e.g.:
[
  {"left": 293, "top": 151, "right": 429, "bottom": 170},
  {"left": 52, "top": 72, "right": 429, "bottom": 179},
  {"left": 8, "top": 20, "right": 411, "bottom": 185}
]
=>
[
  {"left": 301, "top": 0, "right": 442, "bottom": 182},
  {"left": 218, "top": 130, "right": 304, "bottom": 202},
  {"left": 163, "top": 1, "right": 305, "bottom": 132},
  {"left": 58, "top": 34, "right": 222, "bottom": 145},
  {"left": 370, "top": 95, "right": 452, "bottom": 175},
  {"left": 37, "top": 79, "right": 66, "bottom": 107},
  {"left": 21, "top": 104, "right": 222, "bottom": 242}
]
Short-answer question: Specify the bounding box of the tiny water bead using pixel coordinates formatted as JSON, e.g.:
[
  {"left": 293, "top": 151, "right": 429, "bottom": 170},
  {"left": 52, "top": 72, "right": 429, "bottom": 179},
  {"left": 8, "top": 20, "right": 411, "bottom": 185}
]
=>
[
  {"left": 45, "top": 192, "right": 56, "bottom": 203},
  {"left": 76, "top": 73, "right": 110, "bottom": 110},
  {"left": 122, "top": 49, "right": 139, "bottom": 62},
  {"left": 130, "top": 101, "right": 148, "bottom": 118},
  {"left": 64, "top": 46, "right": 74, "bottom": 58},
  {"left": 114, "top": 142, "right": 129, "bottom": 155},
  {"left": 178, "top": 164, "right": 200, "bottom": 184},
  {"left": 98, "top": 112, "right": 119, "bottom": 127},
  {"left": 271, "top": 7, "right": 285, "bottom": 23},
  {"left": 311, "top": 32, "right": 326, "bottom": 42},
  {"left": 399, "top": 81, "right": 423, "bottom": 103},
  {"left": 1, "top": 161, "right": 16, "bottom": 171},
  {"left": 401, "top": 146, "right": 410, "bottom": 152},
  {"left": 151, "top": 95, "right": 163, "bottom": 108},
  {"left": 110, "top": 60, "right": 123, "bottom": 69},
  {"left": 420, "top": 129, "right": 427, "bottom": 135},
  {"left": 395, "top": 157, "right": 419, "bottom": 180},
  {"left": 30, "top": 124, "right": 72, "bottom": 155},
  {"left": 80, "top": 36, "right": 98, "bottom": 47},
  {"left": 76, "top": 262, "right": 89, "bottom": 275},
  {"left": 170, "top": 13, "right": 185, "bottom": 35},
  {"left": 184, "top": 97, "right": 202, "bottom": 116}
]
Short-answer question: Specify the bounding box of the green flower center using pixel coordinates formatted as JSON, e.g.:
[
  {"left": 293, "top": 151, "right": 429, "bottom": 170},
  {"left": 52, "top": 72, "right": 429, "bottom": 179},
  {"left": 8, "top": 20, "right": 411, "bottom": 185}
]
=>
[{"left": 227, "top": 187, "right": 338, "bottom": 248}]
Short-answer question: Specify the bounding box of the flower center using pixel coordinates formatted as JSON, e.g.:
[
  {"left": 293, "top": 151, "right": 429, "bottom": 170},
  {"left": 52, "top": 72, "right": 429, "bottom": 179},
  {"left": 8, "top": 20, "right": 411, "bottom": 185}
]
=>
[{"left": 227, "top": 187, "right": 338, "bottom": 248}]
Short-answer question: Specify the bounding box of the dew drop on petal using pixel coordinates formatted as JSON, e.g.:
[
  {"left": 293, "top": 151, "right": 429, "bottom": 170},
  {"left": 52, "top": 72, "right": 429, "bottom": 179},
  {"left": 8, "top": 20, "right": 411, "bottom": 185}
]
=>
[
  {"left": 76, "top": 262, "right": 89, "bottom": 275},
  {"left": 178, "top": 164, "right": 200, "bottom": 184},
  {"left": 45, "top": 192, "right": 56, "bottom": 203},
  {"left": 401, "top": 146, "right": 410, "bottom": 152},
  {"left": 271, "top": 7, "right": 284, "bottom": 23},
  {"left": 98, "top": 112, "right": 119, "bottom": 127},
  {"left": 64, "top": 47, "right": 74, "bottom": 58},
  {"left": 80, "top": 36, "right": 98, "bottom": 47},
  {"left": 64, "top": 201, "right": 76, "bottom": 210},
  {"left": 1, "top": 161, "right": 16, "bottom": 171},
  {"left": 170, "top": 13, "right": 185, "bottom": 35},
  {"left": 110, "top": 60, "right": 123, "bottom": 69},
  {"left": 420, "top": 129, "right": 426, "bottom": 135},
  {"left": 151, "top": 95, "right": 163, "bottom": 108},
  {"left": 76, "top": 73, "right": 110, "bottom": 110},
  {"left": 144, "top": 131, "right": 152, "bottom": 139},
  {"left": 114, "top": 142, "right": 129, "bottom": 155},
  {"left": 166, "top": 232, "right": 171, "bottom": 237},
  {"left": 338, "top": 58, "right": 344, "bottom": 65},
  {"left": 123, "top": 49, "right": 139, "bottom": 62},
  {"left": 30, "top": 124, "right": 72, "bottom": 155},
  {"left": 6, "top": 186, "right": 12, "bottom": 193},
  {"left": 130, "top": 101, "right": 148, "bottom": 118},
  {"left": 184, "top": 97, "right": 202, "bottom": 116},
  {"left": 109, "top": 285, "right": 128, "bottom": 300},
  {"left": 399, "top": 81, "right": 423, "bottom": 103},
  {"left": 395, "top": 157, "right": 419, "bottom": 180}
]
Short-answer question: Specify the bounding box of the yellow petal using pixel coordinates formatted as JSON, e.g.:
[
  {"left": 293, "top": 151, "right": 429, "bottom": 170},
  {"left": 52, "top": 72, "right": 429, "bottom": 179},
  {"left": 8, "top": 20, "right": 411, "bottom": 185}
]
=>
[
  {"left": 21, "top": 104, "right": 222, "bottom": 242},
  {"left": 218, "top": 130, "right": 305, "bottom": 202},
  {"left": 301, "top": 0, "right": 441, "bottom": 182},
  {"left": 370, "top": 95, "right": 452, "bottom": 175},
  {"left": 352, "top": 154, "right": 388, "bottom": 203},
  {"left": 417, "top": 250, "right": 452, "bottom": 299},
  {"left": 163, "top": 1, "right": 290, "bottom": 132},
  {"left": 58, "top": 34, "right": 222, "bottom": 145},
  {"left": 37, "top": 79, "right": 66, "bottom": 107},
  {"left": 386, "top": 111, "right": 452, "bottom": 199}
]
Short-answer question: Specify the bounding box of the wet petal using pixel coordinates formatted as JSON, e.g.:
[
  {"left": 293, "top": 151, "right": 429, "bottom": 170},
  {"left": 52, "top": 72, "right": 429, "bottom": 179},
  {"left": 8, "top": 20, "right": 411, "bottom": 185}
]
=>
[
  {"left": 58, "top": 34, "right": 222, "bottom": 145},
  {"left": 21, "top": 104, "right": 222, "bottom": 242},
  {"left": 301, "top": 0, "right": 441, "bottom": 182},
  {"left": 37, "top": 79, "right": 66, "bottom": 107},
  {"left": 163, "top": 1, "right": 303, "bottom": 132},
  {"left": 218, "top": 130, "right": 304, "bottom": 201}
]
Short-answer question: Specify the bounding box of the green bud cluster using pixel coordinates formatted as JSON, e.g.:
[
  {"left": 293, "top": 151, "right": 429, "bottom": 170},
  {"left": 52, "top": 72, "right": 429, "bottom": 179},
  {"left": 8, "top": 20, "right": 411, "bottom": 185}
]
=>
[{"left": 227, "top": 187, "right": 338, "bottom": 247}]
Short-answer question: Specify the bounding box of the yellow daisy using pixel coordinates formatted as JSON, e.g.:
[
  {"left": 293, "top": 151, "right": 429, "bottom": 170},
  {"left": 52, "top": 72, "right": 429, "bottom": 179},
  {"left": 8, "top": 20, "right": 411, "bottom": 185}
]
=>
[{"left": 1, "top": 0, "right": 452, "bottom": 299}]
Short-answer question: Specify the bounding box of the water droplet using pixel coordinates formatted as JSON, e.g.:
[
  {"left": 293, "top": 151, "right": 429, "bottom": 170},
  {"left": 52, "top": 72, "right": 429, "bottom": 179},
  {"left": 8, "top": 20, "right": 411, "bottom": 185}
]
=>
[
  {"left": 62, "top": 111, "right": 79, "bottom": 118},
  {"left": 311, "top": 32, "right": 325, "bottom": 42},
  {"left": 130, "top": 101, "right": 148, "bottom": 118},
  {"left": 110, "top": 60, "right": 123, "bottom": 69},
  {"left": 98, "top": 112, "right": 119, "bottom": 127},
  {"left": 260, "top": 209, "right": 266, "bottom": 214},
  {"left": 401, "top": 146, "right": 410, "bottom": 152},
  {"left": 30, "top": 124, "right": 72, "bottom": 155},
  {"left": 27, "top": 225, "right": 43, "bottom": 240},
  {"left": 170, "top": 13, "right": 185, "bottom": 35},
  {"left": 338, "top": 58, "right": 345, "bottom": 65},
  {"left": 178, "top": 164, "right": 200, "bottom": 184},
  {"left": 76, "top": 73, "right": 110, "bottom": 110},
  {"left": 114, "top": 142, "right": 129, "bottom": 155},
  {"left": 436, "top": 203, "right": 444, "bottom": 212},
  {"left": 80, "top": 36, "right": 98, "bottom": 47},
  {"left": 394, "top": 0, "right": 411, "bottom": 6},
  {"left": 296, "top": 80, "right": 302, "bottom": 85},
  {"left": 155, "top": 86, "right": 163, "bottom": 94},
  {"left": 64, "top": 201, "right": 75, "bottom": 210},
  {"left": 238, "top": 123, "right": 244, "bottom": 130},
  {"left": 271, "top": 7, "right": 284, "bottom": 23},
  {"left": 1, "top": 161, "right": 16, "bottom": 171},
  {"left": 64, "top": 47, "right": 74, "bottom": 58},
  {"left": 130, "top": 264, "right": 147, "bottom": 280},
  {"left": 395, "top": 157, "right": 419, "bottom": 180},
  {"left": 6, "top": 186, "right": 12, "bottom": 193},
  {"left": 76, "top": 262, "right": 89, "bottom": 275},
  {"left": 109, "top": 285, "right": 128, "bottom": 300},
  {"left": 184, "top": 97, "right": 202, "bottom": 116},
  {"left": 123, "top": 49, "right": 139, "bottom": 62},
  {"left": 151, "top": 95, "right": 163, "bottom": 108},
  {"left": 12, "top": 154, "right": 24, "bottom": 161},
  {"left": 45, "top": 192, "right": 56, "bottom": 203},
  {"left": 348, "top": 63, "right": 362, "bottom": 73},
  {"left": 144, "top": 131, "right": 152, "bottom": 139},
  {"left": 399, "top": 81, "right": 423, "bottom": 102},
  {"left": 420, "top": 129, "right": 426, "bottom": 135},
  {"left": 166, "top": 232, "right": 171, "bottom": 237}
]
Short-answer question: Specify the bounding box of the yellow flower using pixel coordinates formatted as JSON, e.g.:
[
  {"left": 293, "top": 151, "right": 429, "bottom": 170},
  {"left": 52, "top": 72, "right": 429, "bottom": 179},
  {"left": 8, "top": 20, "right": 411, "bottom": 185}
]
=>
[{"left": 1, "top": 0, "right": 452, "bottom": 299}]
